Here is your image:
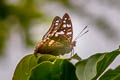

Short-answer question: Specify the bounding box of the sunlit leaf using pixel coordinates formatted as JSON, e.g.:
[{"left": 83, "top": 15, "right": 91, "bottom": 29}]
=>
[
  {"left": 75, "top": 49, "right": 120, "bottom": 80},
  {"left": 12, "top": 54, "right": 38, "bottom": 80},
  {"left": 29, "top": 58, "right": 78, "bottom": 80}
]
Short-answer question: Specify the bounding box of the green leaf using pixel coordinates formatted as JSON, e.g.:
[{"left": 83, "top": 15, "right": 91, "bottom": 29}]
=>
[
  {"left": 29, "top": 61, "right": 53, "bottom": 80},
  {"left": 75, "top": 54, "right": 104, "bottom": 80},
  {"left": 93, "top": 49, "right": 120, "bottom": 80},
  {"left": 12, "top": 54, "right": 38, "bottom": 80},
  {"left": 70, "top": 53, "right": 82, "bottom": 61},
  {"left": 29, "top": 58, "right": 78, "bottom": 80},
  {"left": 99, "top": 65, "right": 120, "bottom": 80},
  {"left": 75, "top": 49, "right": 120, "bottom": 80},
  {"left": 63, "top": 60, "right": 78, "bottom": 80},
  {"left": 37, "top": 54, "right": 57, "bottom": 63}
]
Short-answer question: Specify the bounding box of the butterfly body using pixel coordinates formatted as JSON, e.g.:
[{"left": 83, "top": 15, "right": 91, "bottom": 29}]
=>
[{"left": 34, "top": 13, "right": 76, "bottom": 56}]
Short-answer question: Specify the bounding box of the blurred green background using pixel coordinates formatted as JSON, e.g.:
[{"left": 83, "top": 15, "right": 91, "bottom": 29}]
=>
[{"left": 0, "top": 0, "right": 120, "bottom": 80}]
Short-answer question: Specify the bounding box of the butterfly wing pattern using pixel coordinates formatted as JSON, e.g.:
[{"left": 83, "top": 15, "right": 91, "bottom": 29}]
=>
[
  {"left": 53, "top": 13, "right": 73, "bottom": 42},
  {"left": 34, "top": 13, "right": 75, "bottom": 56},
  {"left": 42, "top": 16, "right": 62, "bottom": 40}
]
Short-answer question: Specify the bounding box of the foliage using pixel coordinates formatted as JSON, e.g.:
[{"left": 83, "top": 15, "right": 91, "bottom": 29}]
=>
[
  {"left": 99, "top": 65, "right": 120, "bottom": 80},
  {"left": 13, "top": 48, "right": 120, "bottom": 80}
]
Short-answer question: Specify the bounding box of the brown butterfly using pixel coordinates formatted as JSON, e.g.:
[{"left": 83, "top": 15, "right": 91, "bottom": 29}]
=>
[{"left": 34, "top": 13, "right": 88, "bottom": 56}]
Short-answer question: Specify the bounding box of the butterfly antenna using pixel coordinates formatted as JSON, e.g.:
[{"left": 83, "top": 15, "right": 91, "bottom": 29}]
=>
[
  {"left": 77, "top": 30, "right": 89, "bottom": 39},
  {"left": 74, "top": 26, "right": 89, "bottom": 41}
]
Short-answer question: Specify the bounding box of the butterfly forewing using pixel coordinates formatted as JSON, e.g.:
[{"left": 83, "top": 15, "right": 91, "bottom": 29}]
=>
[
  {"left": 54, "top": 13, "right": 73, "bottom": 42},
  {"left": 42, "top": 16, "right": 62, "bottom": 40}
]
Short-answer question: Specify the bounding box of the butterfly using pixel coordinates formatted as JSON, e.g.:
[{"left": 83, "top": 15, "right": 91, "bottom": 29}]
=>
[{"left": 34, "top": 13, "right": 88, "bottom": 56}]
